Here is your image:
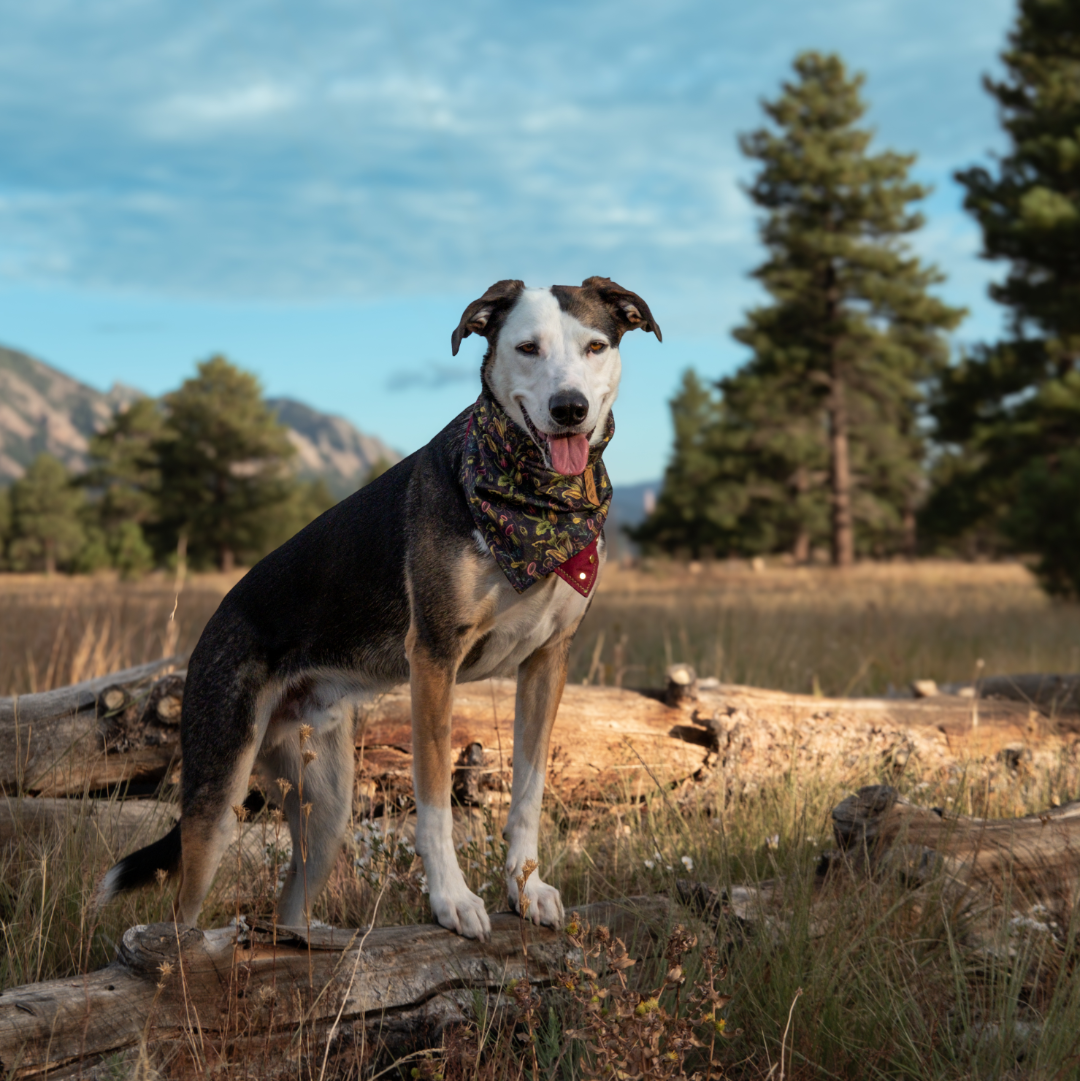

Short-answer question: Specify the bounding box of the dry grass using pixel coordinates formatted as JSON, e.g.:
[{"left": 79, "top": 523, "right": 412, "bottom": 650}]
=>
[
  {"left": 5, "top": 756, "right": 1080, "bottom": 1078},
  {"left": 0, "top": 570, "right": 243, "bottom": 696},
  {"left": 573, "top": 559, "right": 1080, "bottom": 695},
  {"left": 3, "top": 560, "right": 1080, "bottom": 1077},
  {"left": 4, "top": 559, "right": 1078, "bottom": 699}
]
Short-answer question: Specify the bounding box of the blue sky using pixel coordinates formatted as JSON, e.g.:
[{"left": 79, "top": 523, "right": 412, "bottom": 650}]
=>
[{"left": 0, "top": 0, "right": 1015, "bottom": 483}]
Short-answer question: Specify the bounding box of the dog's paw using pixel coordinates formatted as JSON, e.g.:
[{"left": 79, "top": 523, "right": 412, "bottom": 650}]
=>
[
  {"left": 429, "top": 882, "right": 492, "bottom": 941},
  {"left": 509, "top": 871, "right": 564, "bottom": 929}
]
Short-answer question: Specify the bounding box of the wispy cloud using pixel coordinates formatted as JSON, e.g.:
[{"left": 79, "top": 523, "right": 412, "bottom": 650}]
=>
[
  {"left": 386, "top": 362, "right": 477, "bottom": 392},
  {"left": 0, "top": 0, "right": 1013, "bottom": 318}
]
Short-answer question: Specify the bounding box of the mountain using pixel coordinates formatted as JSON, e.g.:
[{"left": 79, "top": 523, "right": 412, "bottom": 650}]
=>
[
  {"left": 606, "top": 479, "right": 660, "bottom": 558},
  {"left": 267, "top": 397, "right": 399, "bottom": 499},
  {"left": 0, "top": 346, "right": 142, "bottom": 482},
  {"left": 0, "top": 344, "right": 399, "bottom": 492}
]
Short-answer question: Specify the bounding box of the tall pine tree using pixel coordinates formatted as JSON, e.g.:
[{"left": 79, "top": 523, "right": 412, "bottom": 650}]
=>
[
  {"left": 926, "top": 0, "right": 1080, "bottom": 595},
  {"left": 733, "top": 52, "right": 965, "bottom": 566},
  {"left": 155, "top": 356, "right": 297, "bottom": 572}
]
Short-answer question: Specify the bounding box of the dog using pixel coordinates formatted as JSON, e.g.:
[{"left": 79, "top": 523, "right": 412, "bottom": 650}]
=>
[{"left": 98, "top": 276, "right": 660, "bottom": 940}]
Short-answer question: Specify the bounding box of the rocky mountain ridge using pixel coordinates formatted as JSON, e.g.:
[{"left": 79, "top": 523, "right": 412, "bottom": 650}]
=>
[{"left": 0, "top": 345, "right": 400, "bottom": 493}]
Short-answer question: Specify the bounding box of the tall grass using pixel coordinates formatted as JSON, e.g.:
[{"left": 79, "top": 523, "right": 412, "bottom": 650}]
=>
[
  {"left": 4, "top": 560, "right": 1078, "bottom": 699},
  {"left": 572, "top": 560, "right": 1080, "bottom": 694},
  {"left": 3, "top": 561, "right": 1080, "bottom": 1076},
  {"left": 4, "top": 759, "right": 1080, "bottom": 1077}
]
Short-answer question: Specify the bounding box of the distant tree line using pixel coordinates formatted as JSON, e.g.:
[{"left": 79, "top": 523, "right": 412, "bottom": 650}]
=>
[
  {"left": 633, "top": 2, "right": 1080, "bottom": 598},
  {"left": 0, "top": 356, "right": 383, "bottom": 576}
]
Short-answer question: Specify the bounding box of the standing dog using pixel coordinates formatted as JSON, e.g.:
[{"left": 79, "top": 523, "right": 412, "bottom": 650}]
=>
[{"left": 98, "top": 277, "right": 660, "bottom": 939}]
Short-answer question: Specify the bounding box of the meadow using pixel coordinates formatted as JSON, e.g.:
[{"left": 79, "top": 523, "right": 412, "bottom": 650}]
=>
[
  {"left": 2, "top": 560, "right": 1080, "bottom": 1078},
  {"left": 4, "top": 558, "right": 1078, "bottom": 699}
]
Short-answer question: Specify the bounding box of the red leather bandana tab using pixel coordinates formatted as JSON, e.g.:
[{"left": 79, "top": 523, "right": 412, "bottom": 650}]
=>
[
  {"left": 553, "top": 536, "right": 600, "bottom": 596},
  {"left": 462, "top": 393, "right": 613, "bottom": 593}
]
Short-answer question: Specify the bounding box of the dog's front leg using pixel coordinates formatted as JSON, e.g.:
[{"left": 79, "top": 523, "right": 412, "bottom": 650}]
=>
[
  {"left": 505, "top": 637, "right": 569, "bottom": 929},
  {"left": 408, "top": 633, "right": 492, "bottom": 940}
]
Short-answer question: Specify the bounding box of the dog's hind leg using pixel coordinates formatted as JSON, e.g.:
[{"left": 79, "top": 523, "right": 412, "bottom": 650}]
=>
[
  {"left": 271, "top": 717, "right": 356, "bottom": 927},
  {"left": 504, "top": 636, "right": 570, "bottom": 929},
  {"left": 174, "top": 667, "right": 275, "bottom": 927},
  {"left": 408, "top": 635, "right": 491, "bottom": 941},
  {"left": 175, "top": 736, "right": 266, "bottom": 926}
]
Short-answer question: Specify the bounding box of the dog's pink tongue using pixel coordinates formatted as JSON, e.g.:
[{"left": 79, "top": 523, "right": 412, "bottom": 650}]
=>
[{"left": 549, "top": 433, "right": 590, "bottom": 475}]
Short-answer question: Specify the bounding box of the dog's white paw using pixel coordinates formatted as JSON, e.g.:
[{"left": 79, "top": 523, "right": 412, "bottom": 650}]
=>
[
  {"left": 429, "top": 880, "right": 492, "bottom": 941},
  {"left": 509, "top": 871, "right": 564, "bottom": 929}
]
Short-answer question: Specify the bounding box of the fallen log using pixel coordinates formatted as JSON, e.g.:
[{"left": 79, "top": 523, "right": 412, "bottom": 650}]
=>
[
  {"left": 0, "top": 796, "right": 178, "bottom": 853},
  {"left": 4, "top": 662, "right": 1078, "bottom": 800},
  {"left": 830, "top": 784, "right": 1080, "bottom": 909},
  {"left": 0, "top": 659, "right": 183, "bottom": 796},
  {"left": 0, "top": 896, "right": 670, "bottom": 1078},
  {"left": 678, "top": 785, "right": 1080, "bottom": 952},
  {"left": 940, "top": 672, "right": 1080, "bottom": 712}
]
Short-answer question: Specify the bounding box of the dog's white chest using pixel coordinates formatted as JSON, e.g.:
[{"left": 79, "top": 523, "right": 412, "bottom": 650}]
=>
[{"left": 458, "top": 535, "right": 600, "bottom": 681}]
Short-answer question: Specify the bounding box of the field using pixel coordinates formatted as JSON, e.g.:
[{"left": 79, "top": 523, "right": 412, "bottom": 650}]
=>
[
  {"left": 2, "top": 561, "right": 1080, "bottom": 1079},
  {"left": 3, "top": 558, "right": 1078, "bottom": 698}
]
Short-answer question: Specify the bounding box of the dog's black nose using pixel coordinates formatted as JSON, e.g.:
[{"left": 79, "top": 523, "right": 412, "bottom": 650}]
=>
[{"left": 548, "top": 390, "right": 589, "bottom": 428}]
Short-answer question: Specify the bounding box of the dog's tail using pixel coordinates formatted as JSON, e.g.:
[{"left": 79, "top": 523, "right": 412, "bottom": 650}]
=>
[
  {"left": 95, "top": 821, "right": 183, "bottom": 906},
  {"left": 94, "top": 790, "right": 267, "bottom": 907}
]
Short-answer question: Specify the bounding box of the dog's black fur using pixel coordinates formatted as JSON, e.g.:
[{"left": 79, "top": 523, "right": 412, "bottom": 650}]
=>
[{"left": 102, "top": 276, "right": 660, "bottom": 935}]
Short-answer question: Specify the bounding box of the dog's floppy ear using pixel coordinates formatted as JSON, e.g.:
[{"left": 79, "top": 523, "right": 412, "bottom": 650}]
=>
[
  {"left": 451, "top": 279, "right": 526, "bottom": 356},
  {"left": 581, "top": 276, "right": 662, "bottom": 342}
]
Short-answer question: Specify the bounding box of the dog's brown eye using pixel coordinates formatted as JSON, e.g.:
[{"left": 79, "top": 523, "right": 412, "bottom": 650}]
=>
[
  {"left": 517, "top": 342, "right": 538, "bottom": 355},
  {"left": 588, "top": 341, "right": 607, "bottom": 354}
]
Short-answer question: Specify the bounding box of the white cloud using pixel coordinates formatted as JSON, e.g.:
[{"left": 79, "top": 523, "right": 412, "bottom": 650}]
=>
[{"left": 0, "top": 0, "right": 1014, "bottom": 336}]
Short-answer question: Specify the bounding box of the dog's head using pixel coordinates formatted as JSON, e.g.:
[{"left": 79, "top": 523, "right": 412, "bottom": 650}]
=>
[{"left": 451, "top": 277, "right": 661, "bottom": 476}]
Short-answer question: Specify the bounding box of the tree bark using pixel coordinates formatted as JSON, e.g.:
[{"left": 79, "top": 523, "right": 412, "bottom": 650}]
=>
[
  {"left": 828, "top": 369, "right": 854, "bottom": 567},
  {"left": 902, "top": 495, "right": 917, "bottom": 559},
  {"left": 790, "top": 466, "right": 811, "bottom": 564},
  {"left": 44, "top": 536, "right": 56, "bottom": 577},
  {"left": 2, "top": 665, "right": 1077, "bottom": 800},
  {"left": 0, "top": 897, "right": 669, "bottom": 1078},
  {"left": 0, "top": 658, "right": 183, "bottom": 795}
]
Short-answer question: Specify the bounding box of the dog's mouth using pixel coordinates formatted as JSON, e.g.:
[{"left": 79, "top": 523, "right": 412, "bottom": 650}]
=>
[{"left": 518, "top": 404, "right": 592, "bottom": 476}]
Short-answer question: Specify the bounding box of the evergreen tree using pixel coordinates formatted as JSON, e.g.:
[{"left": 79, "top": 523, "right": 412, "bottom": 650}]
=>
[
  {"left": 926, "top": 0, "right": 1080, "bottom": 594},
  {"left": 155, "top": 356, "right": 297, "bottom": 572},
  {"left": 0, "top": 486, "right": 10, "bottom": 570},
  {"left": 86, "top": 397, "right": 163, "bottom": 531},
  {"left": 732, "top": 52, "right": 964, "bottom": 565},
  {"left": 83, "top": 396, "right": 162, "bottom": 575},
  {"left": 7, "top": 455, "right": 86, "bottom": 574}
]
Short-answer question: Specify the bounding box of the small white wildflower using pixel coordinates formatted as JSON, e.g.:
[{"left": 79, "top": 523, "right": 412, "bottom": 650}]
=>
[
  {"left": 653, "top": 850, "right": 662, "bottom": 862},
  {"left": 681, "top": 855, "right": 694, "bottom": 871},
  {"left": 485, "top": 834, "right": 494, "bottom": 843},
  {"left": 644, "top": 859, "right": 656, "bottom": 870},
  {"left": 766, "top": 834, "right": 780, "bottom": 850},
  {"left": 418, "top": 873, "right": 429, "bottom": 895}
]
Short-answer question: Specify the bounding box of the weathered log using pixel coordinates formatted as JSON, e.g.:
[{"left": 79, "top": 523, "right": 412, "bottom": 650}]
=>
[
  {"left": 0, "top": 797, "right": 178, "bottom": 852},
  {"left": 940, "top": 672, "right": 1080, "bottom": 712},
  {"left": 5, "top": 661, "right": 1078, "bottom": 800},
  {"left": 0, "top": 896, "right": 670, "bottom": 1078},
  {"left": 831, "top": 784, "right": 1080, "bottom": 905},
  {"left": 0, "top": 659, "right": 183, "bottom": 796}
]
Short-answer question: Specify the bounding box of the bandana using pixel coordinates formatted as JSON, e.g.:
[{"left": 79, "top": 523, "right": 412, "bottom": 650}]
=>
[{"left": 462, "top": 393, "right": 613, "bottom": 594}]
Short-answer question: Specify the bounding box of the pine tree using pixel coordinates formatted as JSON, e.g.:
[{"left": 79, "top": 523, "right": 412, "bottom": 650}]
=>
[
  {"left": 926, "top": 0, "right": 1080, "bottom": 594},
  {"left": 86, "top": 397, "right": 163, "bottom": 531},
  {"left": 7, "top": 455, "right": 86, "bottom": 574},
  {"left": 155, "top": 356, "right": 297, "bottom": 572},
  {"left": 733, "top": 52, "right": 964, "bottom": 565},
  {"left": 83, "top": 397, "right": 162, "bottom": 575},
  {"left": 629, "top": 371, "right": 727, "bottom": 557}
]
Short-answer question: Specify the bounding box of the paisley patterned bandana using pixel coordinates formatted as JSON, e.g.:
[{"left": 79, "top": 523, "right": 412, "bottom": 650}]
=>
[{"left": 462, "top": 393, "right": 614, "bottom": 594}]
